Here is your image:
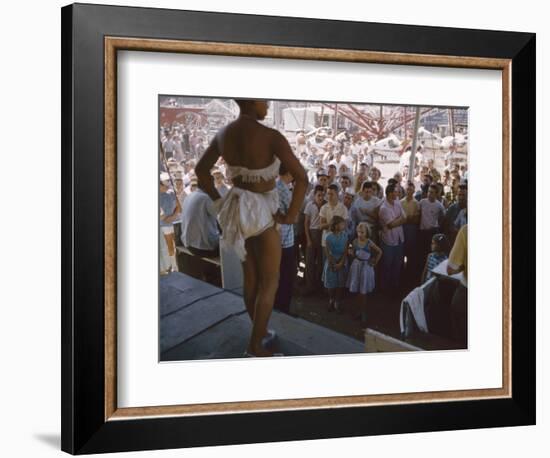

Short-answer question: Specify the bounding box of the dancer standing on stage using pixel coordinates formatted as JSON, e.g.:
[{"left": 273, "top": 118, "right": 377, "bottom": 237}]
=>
[{"left": 195, "top": 99, "right": 308, "bottom": 357}]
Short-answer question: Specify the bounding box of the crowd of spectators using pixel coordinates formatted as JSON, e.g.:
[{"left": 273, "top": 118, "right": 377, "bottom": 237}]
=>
[{"left": 159, "top": 119, "right": 468, "bottom": 340}]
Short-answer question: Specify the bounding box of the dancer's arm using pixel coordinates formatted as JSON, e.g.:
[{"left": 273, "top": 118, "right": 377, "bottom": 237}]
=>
[
  {"left": 195, "top": 138, "right": 222, "bottom": 202},
  {"left": 272, "top": 130, "right": 308, "bottom": 224}
]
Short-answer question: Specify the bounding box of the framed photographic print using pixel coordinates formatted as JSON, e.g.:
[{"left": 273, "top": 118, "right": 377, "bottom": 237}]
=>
[{"left": 61, "top": 3, "right": 536, "bottom": 454}]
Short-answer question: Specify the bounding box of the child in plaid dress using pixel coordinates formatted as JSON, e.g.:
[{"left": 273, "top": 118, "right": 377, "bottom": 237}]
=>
[
  {"left": 347, "top": 222, "right": 382, "bottom": 323},
  {"left": 421, "top": 233, "right": 449, "bottom": 283}
]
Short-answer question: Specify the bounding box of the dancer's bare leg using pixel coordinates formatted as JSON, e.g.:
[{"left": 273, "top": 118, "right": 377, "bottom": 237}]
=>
[
  {"left": 246, "top": 226, "right": 281, "bottom": 356},
  {"left": 241, "top": 237, "right": 258, "bottom": 321}
]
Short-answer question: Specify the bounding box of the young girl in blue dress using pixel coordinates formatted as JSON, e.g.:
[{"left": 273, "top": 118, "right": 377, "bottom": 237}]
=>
[
  {"left": 347, "top": 222, "right": 382, "bottom": 323},
  {"left": 323, "top": 215, "right": 348, "bottom": 312}
]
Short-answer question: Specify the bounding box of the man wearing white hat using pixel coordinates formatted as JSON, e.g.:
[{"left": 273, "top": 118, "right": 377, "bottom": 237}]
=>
[{"left": 159, "top": 172, "right": 181, "bottom": 273}]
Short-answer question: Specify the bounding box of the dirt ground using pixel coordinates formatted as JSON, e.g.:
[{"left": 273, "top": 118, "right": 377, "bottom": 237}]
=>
[{"left": 288, "top": 271, "right": 406, "bottom": 344}]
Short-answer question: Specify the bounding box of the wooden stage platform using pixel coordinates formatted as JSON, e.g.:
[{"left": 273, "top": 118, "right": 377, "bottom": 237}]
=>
[{"left": 160, "top": 272, "right": 366, "bottom": 361}]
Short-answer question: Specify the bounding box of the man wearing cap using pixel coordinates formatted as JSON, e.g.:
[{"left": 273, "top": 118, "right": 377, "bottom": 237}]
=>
[
  {"left": 211, "top": 168, "right": 229, "bottom": 197},
  {"left": 160, "top": 173, "right": 181, "bottom": 273},
  {"left": 185, "top": 177, "right": 198, "bottom": 195}
]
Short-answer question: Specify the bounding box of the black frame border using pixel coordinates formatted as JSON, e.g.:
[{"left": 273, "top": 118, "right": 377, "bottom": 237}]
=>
[{"left": 61, "top": 3, "right": 535, "bottom": 454}]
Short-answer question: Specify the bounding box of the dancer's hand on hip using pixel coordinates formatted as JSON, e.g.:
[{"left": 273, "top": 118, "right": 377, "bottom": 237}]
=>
[{"left": 273, "top": 211, "right": 296, "bottom": 225}]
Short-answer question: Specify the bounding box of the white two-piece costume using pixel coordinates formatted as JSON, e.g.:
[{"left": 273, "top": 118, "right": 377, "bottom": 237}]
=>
[{"left": 213, "top": 126, "right": 280, "bottom": 261}]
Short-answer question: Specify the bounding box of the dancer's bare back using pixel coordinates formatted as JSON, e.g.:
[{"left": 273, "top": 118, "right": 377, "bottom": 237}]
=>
[
  {"left": 198, "top": 116, "right": 304, "bottom": 194},
  {"left": 218, "top": 117, "right": 283, "bottom": 193},
  {"left": 197, "top": 113, "right": 307, "bottom": 224}
]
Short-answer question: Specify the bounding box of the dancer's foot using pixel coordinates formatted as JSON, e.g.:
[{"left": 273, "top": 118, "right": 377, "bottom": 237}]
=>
[{"left": 262, "top": 329, "right": 277, "bottom": 348}]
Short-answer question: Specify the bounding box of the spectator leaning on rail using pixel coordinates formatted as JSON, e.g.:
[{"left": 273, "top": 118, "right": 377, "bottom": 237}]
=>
[{"left": 179, "top": 182, "right": 220, "bottom": 258}]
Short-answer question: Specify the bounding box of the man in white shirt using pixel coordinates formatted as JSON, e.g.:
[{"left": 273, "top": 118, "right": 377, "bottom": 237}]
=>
[
  {"left": 180, "top": 186, "right": 220, "bottom": 257},
  {"left": 378, "top": 183, "right": 407, "bottom": 291},
  {"left": 274, "top": 165, "right": 296, "bottom": 314},
  {"left": 319, "top": 184, "right": 349, "bottom": 250},
  {"left": 303, "top": 185, "right": 326, "bottom": 293},
  {"left": 351, "top": 181, "right": 381, "bottom": 244},
  {"left": 328, "top": 151, "right": 344, "bottom": 169},
  {"left": 418, "top": 184, "right": 446, "bottom": 263},
  {"left": 338, "top": 174, "right": 353, "bottom": 200},
  {"left": 172, "top": 133, "right": 184, "bottom": 162},
  {"left": 343, "top": 190, "right": 356, "bottom": 242},
  {"left": 327, "top": 164, "right": 338, "bottom": 186},
  {"left": 162, "top": 134, "right": 177, "bottom": 160},
  {"left": 353, "top": 162, "right": 370, "bottom": 194},
  {"left": 305, "top": 169, "right": 329, "bottom": 204},
  {"left": 363, "top": 147, "right": 374, "bottom": 169}
]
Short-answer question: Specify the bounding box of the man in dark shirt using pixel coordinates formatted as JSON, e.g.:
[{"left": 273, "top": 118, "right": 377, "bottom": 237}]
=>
[{"left": 443, "top": 184, "right": 467, "bottom": 245}]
